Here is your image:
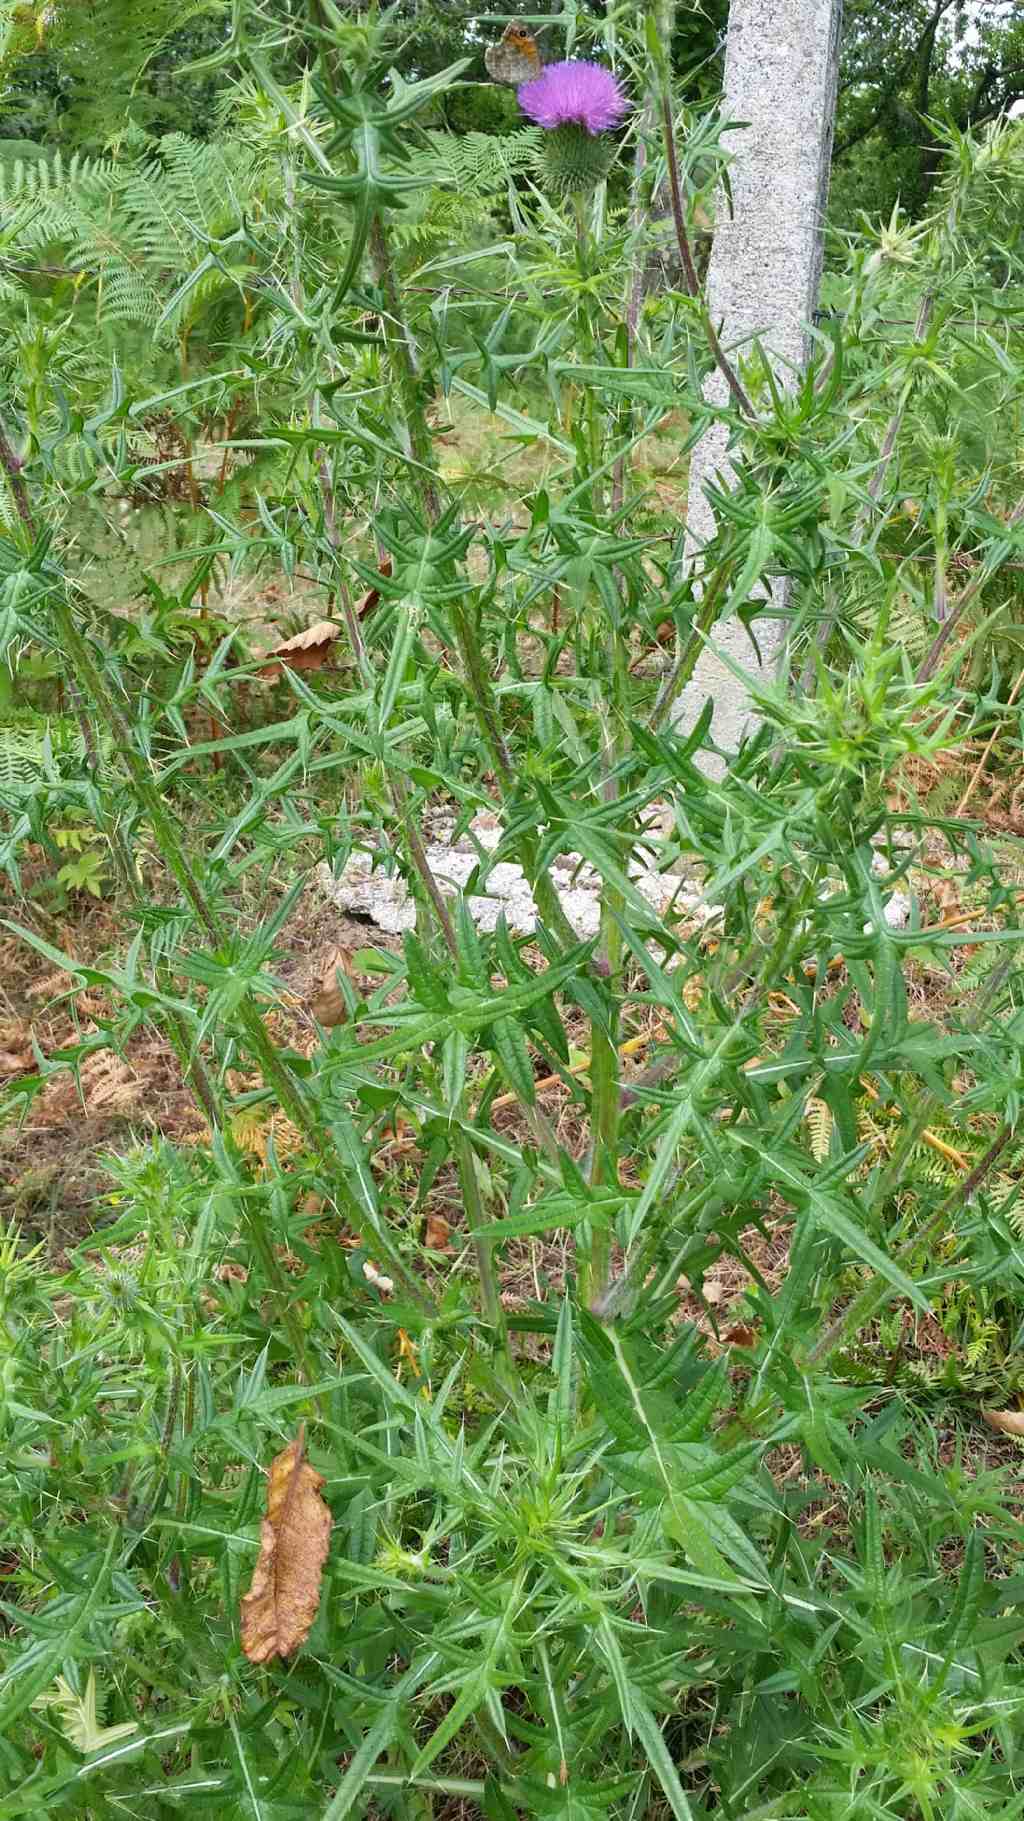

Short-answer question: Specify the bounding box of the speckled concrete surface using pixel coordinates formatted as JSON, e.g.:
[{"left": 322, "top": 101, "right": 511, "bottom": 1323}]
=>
[{"left": 675, "top": 0, "right": 843, "bottom": 773}]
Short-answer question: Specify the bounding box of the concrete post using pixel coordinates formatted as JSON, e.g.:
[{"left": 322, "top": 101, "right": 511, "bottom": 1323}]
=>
[{"left": 674, "top": 0, "right": 843, "bottom": 765}]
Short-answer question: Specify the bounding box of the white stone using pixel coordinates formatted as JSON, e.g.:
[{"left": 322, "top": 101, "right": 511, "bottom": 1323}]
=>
[
  {"left": 863, "top": 891, "right": 912, "bottom": 934},
  {"left": 315, "top": 825, "right": 710, "bottom": 942}
]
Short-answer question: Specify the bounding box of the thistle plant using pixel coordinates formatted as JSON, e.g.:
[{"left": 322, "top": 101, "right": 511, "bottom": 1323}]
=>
[
  {"left": 517, "top": 59, "right": 630, "bottom": 196},
  {"left": 1, "top": 5, "right": 1024, "bottom": 1818}
]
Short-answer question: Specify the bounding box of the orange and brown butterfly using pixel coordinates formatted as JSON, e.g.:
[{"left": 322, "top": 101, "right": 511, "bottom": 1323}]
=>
[{"left": 484, "top": 19, "right": 543, "bottom": 85}]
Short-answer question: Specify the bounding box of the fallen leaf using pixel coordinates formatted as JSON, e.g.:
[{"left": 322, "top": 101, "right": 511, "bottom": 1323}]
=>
[
  {"left": 178, "top": 1125, "right": 213, "bottom": 1147},
  {"left": 239, "top": 1431, "right": 331, "bottom": 1664},
  {"left": 80, "top": 1052, "right": 142, "bottom": 1113},
  {"left": 309, "top": 946, "right": 357, "bottom": 1026},
  {"left": 309, "top": 986, "right": 347, "bottom": 1027},
  {"left": 723, "top": 1324, "right": 759, "bottom": 1349},
  {"left": 424, "top": 1212, "right": 452, "bottom": 1252},
  {"left": 319, "top": 943, "right": 357, "bottom": 985},
  {"left": 216, "top": 1260, "right": 249, "bottom": 1285},
  {"left": 258, "top": 560, "right": 392, "bottom": 681},
  {"left": 27, "top": 968, "right": 74, "bottom": 999},
  {"left": 0, "top": 1048, "right": 33, "bottom": 1077},
  {"left": 353, "top": 555, "right": 392, "bottom": 621},
  {"left": 982, "top": 1409, "right": 1024, "bottom": 1438},
  {"left": 259, "top": 620, "right": 341, "bottom": 681}
]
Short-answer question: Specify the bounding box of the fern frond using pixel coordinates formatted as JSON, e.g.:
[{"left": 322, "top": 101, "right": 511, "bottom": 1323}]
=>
[
  {"left": 0, "top": 132, "right": 269, "bottom": 334},
  {"left": 0, "top": 718, "right": 56, "bottom": 794},
  {"left": 0, "top": 712, "right": 112, "bottom": 794},
  {"left": 409, "top": 129, "right": 542, "bottom": 196},
  {"left": 0, "top": 150, "right": 121, "bottom": 209},
  {"left": 965, "top": 1320, "right": 1000, "bottom": 1366},
  {"left": 1007, "top": 1200, "right": 1024, "bottom": 1240}
]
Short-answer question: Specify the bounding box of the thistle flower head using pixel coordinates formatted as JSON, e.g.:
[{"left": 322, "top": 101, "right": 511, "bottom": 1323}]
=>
[{"left": 517, "top": 60, "right": 629, "bottom": 136}]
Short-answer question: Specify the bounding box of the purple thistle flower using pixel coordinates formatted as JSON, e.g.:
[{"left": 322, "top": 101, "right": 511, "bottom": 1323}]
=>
[{"left": 517, "top": 60, "right": 629, "bottom": 137}]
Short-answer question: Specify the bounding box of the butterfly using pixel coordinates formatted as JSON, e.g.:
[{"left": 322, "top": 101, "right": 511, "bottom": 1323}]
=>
[{"left": 484, "top": 19, "right": 543, "bottom": 85}]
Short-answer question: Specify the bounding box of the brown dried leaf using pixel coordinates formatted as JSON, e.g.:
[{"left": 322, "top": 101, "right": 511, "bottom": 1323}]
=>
[
  {"left": 259, "top": 620, "right": 340, "bottom": 681},
  {"left": 982, "top": 1408, "right": 1024, "bottom": 1438},
  {"left": 354, "top": 555, "right": 392, "bottom": 621},
  {"left": 0, "top": 1048, "right": 33, "bottom": 1077},
  {"left": 81, "top": 1053, "right": 143, "bottom": 1113},
  {"left": 28, "top": 968, "right": 74, "bottom": 1000},
  {"left": 722, "top": 1324, "right": 759, "bottom": 1349},
  {"left": 273, "top": 619, "right": 340, "bottom": 655},
  {"left": 239, "top": 1432, "right": 331, "bottom": 1663},
  {"left": 321, "top": 943, "right": 361, "bottom": 987},
  {"left": 178, "top": 1125, "right": 213, "bottom": 1148},
  {"left": 424, "top": 1212, "right": 452, "bottom": 1252},
  {"left": 76, "top": 992, "right": 108, "bottom": 1019},
  {"left": 309, "top": 986, "right": 347, "bottom": 1027},
  {"left": 308, "top": 944, "right": 359, "bottom": 1027}
]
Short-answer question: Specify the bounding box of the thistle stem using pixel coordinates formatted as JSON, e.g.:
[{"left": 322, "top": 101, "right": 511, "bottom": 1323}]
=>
[
  {"left": 657, "top": 93, "right": 754, "bottom": 419},
  {"left": 368, "top": 215, "right": 441, "bottom": 527},
  {"left": 49, "top": 589, "right": 430, "bottom": 1322}
]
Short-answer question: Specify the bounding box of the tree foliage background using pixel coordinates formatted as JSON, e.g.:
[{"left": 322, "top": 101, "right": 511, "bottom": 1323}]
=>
[{"left": 3, "top": 0, "right": 1024, "bottom": 226}]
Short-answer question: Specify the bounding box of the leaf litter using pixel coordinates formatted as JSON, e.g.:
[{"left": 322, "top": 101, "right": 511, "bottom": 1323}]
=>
[{"left": 239, "top": 1429, "right": 332, "bottom": 1663}]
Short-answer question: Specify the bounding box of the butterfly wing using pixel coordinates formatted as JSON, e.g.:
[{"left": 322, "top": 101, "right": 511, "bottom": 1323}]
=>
[{"left": 484, "top": 21, "right": 542, "bottom": 85}]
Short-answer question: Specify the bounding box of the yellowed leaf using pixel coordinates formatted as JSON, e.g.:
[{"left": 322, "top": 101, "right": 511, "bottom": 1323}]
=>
[
  {"left": 178, "top": 1125, "right": 213, "bottom": 1148},
  {"left": 230, "top": 1106, "right": 269, "bottom": 1156},
  {"left": 396, "top": 1327, "right": 420, "bottom": 1378},
  {"left": 239, "top": 1432, "right": 332, "bottom": 1664},
  {"left": 806, "top": 1096, "right": 833, "bottom": 1163},
  {"left": 265, "top": 1115, "right": 304, "bottom": 1164},
  {"left": 982, "top": 1408, "right": 1024, "bottom": 1438},
  {"left": 229, "top": 1109, "right": 303, "bottom": 1168}
]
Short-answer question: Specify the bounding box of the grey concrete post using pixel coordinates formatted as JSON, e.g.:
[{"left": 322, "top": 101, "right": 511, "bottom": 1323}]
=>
[{"left": 674, "top": 0, "right": 843, "bottom": 766}]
